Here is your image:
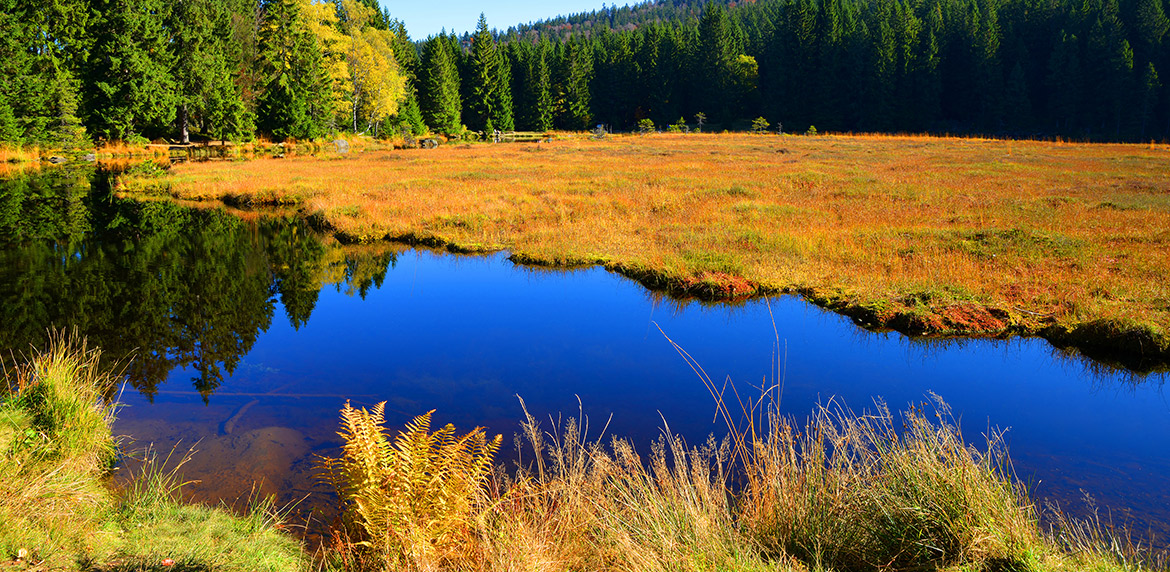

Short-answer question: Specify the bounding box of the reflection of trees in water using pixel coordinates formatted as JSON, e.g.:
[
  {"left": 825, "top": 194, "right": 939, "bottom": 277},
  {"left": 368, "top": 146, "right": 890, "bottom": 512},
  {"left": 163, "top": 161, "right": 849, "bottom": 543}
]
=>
[
  {"left": 888, "top": 331, "right": 1167, "bottom": 390},
  {"left": 0, "top": 166, "right": 397, "bottom": 401},
  {"left": 637, "top": 280, "right": 1169, "bottom": 389}
]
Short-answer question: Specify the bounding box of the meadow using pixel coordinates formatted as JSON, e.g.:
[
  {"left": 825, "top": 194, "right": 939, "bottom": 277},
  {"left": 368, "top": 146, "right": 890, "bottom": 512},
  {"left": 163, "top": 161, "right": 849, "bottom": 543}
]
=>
[{"left": 120, "top": 132, "right": 1170, "bottom": 367}]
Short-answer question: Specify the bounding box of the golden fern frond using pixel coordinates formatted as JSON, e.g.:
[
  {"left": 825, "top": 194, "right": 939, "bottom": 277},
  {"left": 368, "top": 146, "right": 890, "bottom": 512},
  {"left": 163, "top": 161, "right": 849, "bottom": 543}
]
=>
[{"left": 319, "top": 406, "right": 504, "bottom": 571}]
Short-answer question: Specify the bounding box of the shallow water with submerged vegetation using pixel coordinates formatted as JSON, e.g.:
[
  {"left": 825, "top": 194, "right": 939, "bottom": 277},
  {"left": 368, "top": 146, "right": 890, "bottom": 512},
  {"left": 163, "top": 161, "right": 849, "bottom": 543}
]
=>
[{"left": 2, "top": 164, "right": 1170, "bottom": 552}]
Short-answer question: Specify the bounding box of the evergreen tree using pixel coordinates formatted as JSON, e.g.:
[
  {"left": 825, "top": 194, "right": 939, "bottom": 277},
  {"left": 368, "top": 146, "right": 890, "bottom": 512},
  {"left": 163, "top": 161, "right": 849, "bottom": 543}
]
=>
[
  {"left": 467, "top": 14, "right": 508, "bottom": 132},
  {"left": 492, "top": 44, "right": 515, "bottom": 130},
  {"left": 420, "top": 34, "right": 462, "bottom": 134},
  {"left": 1140, "top": 61, "right": 1161, "bottom": 136},
  {"left": 532, "top": 42, "right": 555, "bottom": 131},
  {"left": 171, "top": 0, "right": 251, "bottom": 143},
  {"left": 1004, "top": 59, "right": 1034, "bottom": 131},
  {"left": 1046, "top": 31, "right": 1081, "bottom": 132},
  {"left": 83, "top": 0, "right": 177, "bottom": 141},
  {"left": 696, "top": 4, "right": 737, "bottom": 122},
  {"left": 256, "top": 0, "right": 332, "bottom": 140},
  {"left": 562, "top": 38, "right": 594, "bottom": 130}
]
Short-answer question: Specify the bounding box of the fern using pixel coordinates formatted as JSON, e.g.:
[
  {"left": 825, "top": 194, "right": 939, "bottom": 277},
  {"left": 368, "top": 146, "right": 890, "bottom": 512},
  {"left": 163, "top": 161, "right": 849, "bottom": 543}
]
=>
[{"left": 322, "top": 403, "right": 502, "bottom": 571}]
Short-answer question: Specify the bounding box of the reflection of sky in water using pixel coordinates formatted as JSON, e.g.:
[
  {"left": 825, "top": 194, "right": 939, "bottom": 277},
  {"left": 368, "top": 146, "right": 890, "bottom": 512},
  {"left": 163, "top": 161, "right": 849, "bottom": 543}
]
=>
[{"left": 115, "top": 250, "right": 1170, "bottom": 543}]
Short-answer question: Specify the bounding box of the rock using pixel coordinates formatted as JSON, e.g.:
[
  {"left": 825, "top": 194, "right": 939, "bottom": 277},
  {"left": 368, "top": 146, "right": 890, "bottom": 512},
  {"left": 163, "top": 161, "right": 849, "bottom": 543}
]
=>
[
  {"left": 82, "top": 153, "right": 97, "bottom": 162},
  {"left": 421, "top": 138, "right": 440, "bottom": 149},
  {"left": 333, "top": 139, "right": 350, "bottom": 154},
  {"left": 47, "top": 156, "right": 68, "bottom": 164}
]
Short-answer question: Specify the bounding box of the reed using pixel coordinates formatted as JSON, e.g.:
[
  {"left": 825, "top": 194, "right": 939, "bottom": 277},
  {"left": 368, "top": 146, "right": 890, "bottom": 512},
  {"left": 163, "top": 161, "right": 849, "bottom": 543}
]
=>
[{"left": 319, "top": 393, "right": 1165, "bottom": 572}]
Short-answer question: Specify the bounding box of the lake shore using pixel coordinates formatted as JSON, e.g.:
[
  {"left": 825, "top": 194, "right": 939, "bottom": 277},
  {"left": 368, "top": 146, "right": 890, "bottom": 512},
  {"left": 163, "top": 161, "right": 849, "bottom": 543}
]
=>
[
  {"left": 4, "top": 339, "right": 1164, "bottom": 572},
  {"left": 117, "top": 132, "right": 1170, "bottom": 371}
]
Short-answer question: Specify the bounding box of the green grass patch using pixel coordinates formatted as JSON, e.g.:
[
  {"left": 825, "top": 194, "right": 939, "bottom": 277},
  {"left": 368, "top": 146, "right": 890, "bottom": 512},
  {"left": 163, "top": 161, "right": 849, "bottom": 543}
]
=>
[{"left": 1, "top": 335, "right": 308, "bottom": 572}]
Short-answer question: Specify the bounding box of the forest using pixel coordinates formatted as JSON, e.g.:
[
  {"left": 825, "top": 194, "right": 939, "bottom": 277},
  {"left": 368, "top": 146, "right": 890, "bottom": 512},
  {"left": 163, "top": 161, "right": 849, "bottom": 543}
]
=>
[{"left": 1, "top": 0, "right": 1168, "bottom": 146}]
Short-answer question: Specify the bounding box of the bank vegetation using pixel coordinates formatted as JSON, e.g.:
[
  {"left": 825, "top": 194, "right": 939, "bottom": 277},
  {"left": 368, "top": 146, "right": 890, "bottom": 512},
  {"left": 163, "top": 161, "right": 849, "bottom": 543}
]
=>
[
  {"left": 119, "top": 132, "right": 1170, "bottom": 369},
  {"left": 3, "top": 337, "right": 1166, "bottom": 571}
]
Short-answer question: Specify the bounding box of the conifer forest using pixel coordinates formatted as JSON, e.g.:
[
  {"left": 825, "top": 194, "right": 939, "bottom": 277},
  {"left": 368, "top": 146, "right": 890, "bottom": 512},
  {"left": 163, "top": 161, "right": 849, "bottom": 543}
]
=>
[{"left": 1, "top": 0, "right": 1168, "bottom": 146}]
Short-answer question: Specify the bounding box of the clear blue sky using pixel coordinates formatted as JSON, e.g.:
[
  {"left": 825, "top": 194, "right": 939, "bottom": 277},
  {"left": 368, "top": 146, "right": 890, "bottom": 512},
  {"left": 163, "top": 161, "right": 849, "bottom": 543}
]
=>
[{"left": 379, "top": 1, "right": 621, "bottom": 39}]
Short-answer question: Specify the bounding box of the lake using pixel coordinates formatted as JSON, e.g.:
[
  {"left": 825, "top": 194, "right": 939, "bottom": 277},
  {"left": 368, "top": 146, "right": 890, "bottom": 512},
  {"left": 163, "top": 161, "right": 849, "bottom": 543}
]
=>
[{"left": 2, "top": 165, "right": 1168, "bottom": 543}]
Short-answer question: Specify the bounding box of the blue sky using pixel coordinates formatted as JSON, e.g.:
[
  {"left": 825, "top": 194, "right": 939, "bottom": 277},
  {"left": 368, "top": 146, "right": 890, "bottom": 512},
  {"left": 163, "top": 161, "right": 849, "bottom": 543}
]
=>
[{"left": 379, "top": 1, "right": 619, "bottom": 39}]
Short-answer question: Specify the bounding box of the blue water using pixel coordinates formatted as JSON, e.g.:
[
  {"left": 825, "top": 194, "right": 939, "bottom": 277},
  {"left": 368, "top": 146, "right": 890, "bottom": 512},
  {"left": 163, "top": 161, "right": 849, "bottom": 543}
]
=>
[
  {"left": 2, "top": 167, "right": 1167, "bottom": 543},
  {"left": 113, "top": 249, "right": 1170, "bottom": 540}
]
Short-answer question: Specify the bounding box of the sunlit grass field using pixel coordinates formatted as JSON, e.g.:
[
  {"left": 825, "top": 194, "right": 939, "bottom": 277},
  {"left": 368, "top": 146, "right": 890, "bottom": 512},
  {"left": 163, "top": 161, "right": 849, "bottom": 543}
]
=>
[{"left": 120, "top": 132, "right": 1170, "bottom": 363}]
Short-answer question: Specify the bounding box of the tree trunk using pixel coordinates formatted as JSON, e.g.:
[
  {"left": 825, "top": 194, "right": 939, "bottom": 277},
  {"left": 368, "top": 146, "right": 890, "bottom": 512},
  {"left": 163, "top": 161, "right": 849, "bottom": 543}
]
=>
[{"left": 180, "top": 104, "right": 190, "bottom": 145}]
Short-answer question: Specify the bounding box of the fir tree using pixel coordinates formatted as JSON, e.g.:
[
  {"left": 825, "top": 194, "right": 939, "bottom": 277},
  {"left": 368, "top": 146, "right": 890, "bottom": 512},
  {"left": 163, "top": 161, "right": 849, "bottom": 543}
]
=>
[
  {"left": 83, "top": 0, "right": 177, "bottom": 141},
  {"left": 1140, "top": 61, "right": 1161, "bottom": 137},
  {"left": 562, "top": 38, "right": 594, "bottom": 130},
  {"left": 420, "top": 34, "right": 462, "bottom": 134},
  {"left": 257, "top": 0, "right": 332, "bottom": 140}
]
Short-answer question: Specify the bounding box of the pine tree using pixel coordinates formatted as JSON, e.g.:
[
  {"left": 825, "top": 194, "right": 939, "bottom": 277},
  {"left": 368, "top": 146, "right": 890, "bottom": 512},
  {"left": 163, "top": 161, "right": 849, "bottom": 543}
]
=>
[
  {"left": 1140, "top": 61, "right": 1161, "bottom": 137},
  {"left": 420, "top": 34, "right": 462, "bottom": 134},
  {"left": 257, "top": 0, "right": 332, "bottom": 140},
  {"left": 83, "top": 0, "right": 177, "bottom": 141},
  {"left": 467, "top": 14, "right": 508, "bottom": 133}
]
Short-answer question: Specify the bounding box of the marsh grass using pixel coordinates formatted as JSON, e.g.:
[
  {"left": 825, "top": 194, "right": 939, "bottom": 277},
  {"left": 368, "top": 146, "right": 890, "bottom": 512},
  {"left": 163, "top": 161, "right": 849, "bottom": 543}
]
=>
[
  {"left": 0, "top": 336, "right": 308, "bottom": 572},
  {"left": 122, "top": 132, "right": 1170, "bottom": 361},
  {"left": 0, "top": 334, "right": 119, "bottom": 567},
  {"left": 103, "top": 447, "right": 307, "bottom": 572},
  {"left": 318, "top": 355, "right": 1166, "bottom": 572}
]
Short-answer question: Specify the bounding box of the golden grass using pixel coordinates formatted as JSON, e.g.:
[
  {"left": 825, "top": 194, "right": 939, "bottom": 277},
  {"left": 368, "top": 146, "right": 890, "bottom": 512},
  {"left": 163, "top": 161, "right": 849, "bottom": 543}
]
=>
[
  {"left": 0, "top": 143, "right": 42, "bottom": 164},
  {"left": 119, "top": 132, "right": 1170, "bottom": 361},
  {"left": 317, "top": 393, "right": 1162, "bottom": 572}
]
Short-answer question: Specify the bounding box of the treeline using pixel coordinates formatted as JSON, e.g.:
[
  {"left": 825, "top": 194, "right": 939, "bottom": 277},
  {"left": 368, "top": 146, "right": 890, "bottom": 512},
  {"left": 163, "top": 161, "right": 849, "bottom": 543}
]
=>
[
  {"left": 2, "top": 0, "right": 1168, "bottom": 146},
  {"left": 0, "top": 0, "right": 413, "bottom": 147},
  {"left": 478, "top": 0, "right": 1168, "bottom": 139}
]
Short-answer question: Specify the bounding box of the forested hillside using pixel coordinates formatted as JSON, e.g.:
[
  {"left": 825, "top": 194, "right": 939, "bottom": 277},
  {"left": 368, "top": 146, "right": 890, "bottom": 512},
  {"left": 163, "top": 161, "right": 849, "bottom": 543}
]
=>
[
  {"left": 494, "top": 0, "right": 1169, "bottom": 139},
  {"left": 1, "top": 0, "right": 1167, "bottom": 146}
]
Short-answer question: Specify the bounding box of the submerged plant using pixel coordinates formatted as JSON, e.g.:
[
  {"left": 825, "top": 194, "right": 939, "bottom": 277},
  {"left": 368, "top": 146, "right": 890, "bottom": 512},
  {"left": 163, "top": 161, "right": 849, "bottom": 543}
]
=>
[{"left": 321, "top": 403, "right": 502, "bottom": 571}]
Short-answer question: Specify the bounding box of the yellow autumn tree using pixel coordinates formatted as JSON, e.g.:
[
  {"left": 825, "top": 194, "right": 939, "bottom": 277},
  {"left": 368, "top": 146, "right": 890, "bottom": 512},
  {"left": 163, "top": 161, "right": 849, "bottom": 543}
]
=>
[
  {"left": 299, "top": 0, "right": 406, "bottom": 133},
  {"left": 299, "top": 0, "right": 351, "bottom": 129},
  {"left": 346, "top": 27, "right": 405, "bottom": 132}
]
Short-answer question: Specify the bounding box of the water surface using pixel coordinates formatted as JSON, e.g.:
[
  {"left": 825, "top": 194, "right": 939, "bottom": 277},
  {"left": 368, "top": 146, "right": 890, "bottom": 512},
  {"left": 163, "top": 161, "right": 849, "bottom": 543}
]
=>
[{"left": 2, "top": 166, "right": 1168, "bottom": 543}]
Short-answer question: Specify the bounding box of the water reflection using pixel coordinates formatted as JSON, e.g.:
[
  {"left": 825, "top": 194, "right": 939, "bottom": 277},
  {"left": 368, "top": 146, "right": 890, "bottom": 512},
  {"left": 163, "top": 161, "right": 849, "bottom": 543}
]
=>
[
  {"left": 0, "top": 166, "right": 398, "bottom": 401},
  {"left": 2, "top": 166, "right": 1169, "bottom": 546}
]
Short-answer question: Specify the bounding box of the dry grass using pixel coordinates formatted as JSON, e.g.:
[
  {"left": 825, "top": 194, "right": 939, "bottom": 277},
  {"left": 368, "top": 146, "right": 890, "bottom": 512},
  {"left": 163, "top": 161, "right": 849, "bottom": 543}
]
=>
[
  {"left": 118, "top": 132, "right": 1170, "bottom": 361},
  {"left": 318, "top": 392, "right": 1164, "bottom": 572},
  {"left": 0, "top": 143, "right": 42, "bottom": 164}
]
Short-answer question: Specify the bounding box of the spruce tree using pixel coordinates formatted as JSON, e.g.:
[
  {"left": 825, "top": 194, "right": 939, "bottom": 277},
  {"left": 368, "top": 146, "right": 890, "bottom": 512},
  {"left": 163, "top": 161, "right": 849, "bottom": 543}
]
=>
[
  {"left": 562, "top": 38, "right": 594, "bottom": 130},
  {"left": 420, "top": 34, "right": 462, "bottom": 134},
  {"left": 171, "top": 0, "right": 251, "bottom": 143},
  {"left": 696, "top": 4, "right": 736, "bottom": 122},
  {"left": 467, "top": 14, "right": 500, "bottom": 132},
  {"left": 1046, "top": 31, "right": 1082, "bottom": 133},
  {"left": 1140, "top": 61, "right": 1161, "bottom": 136},
  {"left": 492, "top": 47, "right": 515, "bottom": 131},
  {"left": 83, "top": 0, "right": 177, "bottom": 141},
  {"left": 533, "top": 42, "right": 555, "bottom": 131},
  {"left": 257, "top": 0, "right": 331, "bottom": 140}
]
